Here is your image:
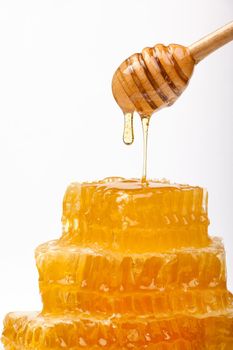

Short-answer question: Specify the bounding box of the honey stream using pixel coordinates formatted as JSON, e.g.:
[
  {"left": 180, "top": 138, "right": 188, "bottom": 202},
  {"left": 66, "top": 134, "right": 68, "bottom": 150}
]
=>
[
  {"left": 123, "top": 113, "right": 150, "bottom": 183},
  {"left": 141, "top": 116, "right": 150, "bottom": 183}
]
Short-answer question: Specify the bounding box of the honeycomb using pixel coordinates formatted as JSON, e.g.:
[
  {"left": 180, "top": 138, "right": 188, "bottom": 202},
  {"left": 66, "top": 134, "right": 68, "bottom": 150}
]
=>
[{"left": 2, "top": 178, "right": 233, "bottom": 349}]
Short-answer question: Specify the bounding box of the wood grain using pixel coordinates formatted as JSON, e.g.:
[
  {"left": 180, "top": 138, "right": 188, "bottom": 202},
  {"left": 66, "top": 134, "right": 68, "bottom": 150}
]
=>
[
  {"left": 112, "top": 44, "right": 195, "bottom": 117},
  {"left": 112, "top": 21, "right": 233, "bottom": 118},
  {"left": 189, "top": 21, "right": 233, "bottom": 64}
]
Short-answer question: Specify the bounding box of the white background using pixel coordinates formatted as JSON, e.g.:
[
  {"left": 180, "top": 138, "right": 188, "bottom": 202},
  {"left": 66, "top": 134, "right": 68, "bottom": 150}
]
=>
[{"left": 0, "top": 0, "right": 232, "bottom": 328}]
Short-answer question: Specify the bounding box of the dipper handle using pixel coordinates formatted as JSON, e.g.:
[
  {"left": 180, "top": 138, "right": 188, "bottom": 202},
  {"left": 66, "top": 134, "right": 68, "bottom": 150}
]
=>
[{"left": 189, "top": 21, "right": 233, "bottom": 64}]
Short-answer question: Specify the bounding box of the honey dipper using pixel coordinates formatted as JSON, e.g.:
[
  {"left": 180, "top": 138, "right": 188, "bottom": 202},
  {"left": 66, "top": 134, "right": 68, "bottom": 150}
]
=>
[{"left": 112, "top": 21, "right": 233, "bottom": 146}]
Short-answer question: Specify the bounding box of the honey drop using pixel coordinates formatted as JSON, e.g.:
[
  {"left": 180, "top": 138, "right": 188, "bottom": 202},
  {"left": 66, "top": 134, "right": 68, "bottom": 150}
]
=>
[{"left": 123, "top": 112, "right": 134, "bottom": 145}]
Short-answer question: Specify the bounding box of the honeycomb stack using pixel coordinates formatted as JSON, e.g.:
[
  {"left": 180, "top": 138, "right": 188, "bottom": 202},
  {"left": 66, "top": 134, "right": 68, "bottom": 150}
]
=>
[{"left": 2, "top": 177, "right": 233, "bottom": 349}]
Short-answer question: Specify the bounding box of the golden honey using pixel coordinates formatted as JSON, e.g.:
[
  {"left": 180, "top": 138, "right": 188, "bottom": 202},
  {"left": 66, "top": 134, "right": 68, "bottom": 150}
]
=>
[
  {"left": 112, "top": 44, "right": 195, "bottom": 118},
  {"left": 114, "top": 44, "right": 196, "bottom": 181},
  {"left": 2, "top": 178, "right": 233, "bottom": 349},
  {"left": 3, "top": 22, "right": 233, "bottom": 349}
]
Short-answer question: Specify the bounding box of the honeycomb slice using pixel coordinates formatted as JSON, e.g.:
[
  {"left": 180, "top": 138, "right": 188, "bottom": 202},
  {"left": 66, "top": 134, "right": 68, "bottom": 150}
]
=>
[
  {"left": 61, "top": 178, "right": 209, "bottom": 252},
  {"left": 2, "top": 178, "right": 232, "bottom": 350},
  {"left": 36, "top": 237, "right": 230, "bottom": 314},
  {"left": 2, "top": 311, "right": 233, "bottom": 349},
  {"left": 41, "top": 285, "right": 232, "bottom": 315},
  {"left": 36, "top": 237, "right": 226, "bottom": 293}
]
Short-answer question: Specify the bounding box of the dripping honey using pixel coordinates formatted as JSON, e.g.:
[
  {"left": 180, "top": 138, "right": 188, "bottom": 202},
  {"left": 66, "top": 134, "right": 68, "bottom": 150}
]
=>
[
  {"left": 141, "top": 116, "right": 150, "bottom": 182},
  {"left": 123, "top": 112, "right": 134, "bottom": 145},
  {"left": 113, "top": 43, "right": 195, "bottom": 182},
  {"left": 123, "top": 113, "right": 150, "bottom": 182},
  {"left": 3, "top": 24, "right": 233, "bottom": 350}
]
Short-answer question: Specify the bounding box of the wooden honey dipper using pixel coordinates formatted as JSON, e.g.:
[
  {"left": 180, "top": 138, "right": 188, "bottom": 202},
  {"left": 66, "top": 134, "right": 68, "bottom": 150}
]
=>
[{"left": 112, "top": 21, "right": 233, "bottom": 149}]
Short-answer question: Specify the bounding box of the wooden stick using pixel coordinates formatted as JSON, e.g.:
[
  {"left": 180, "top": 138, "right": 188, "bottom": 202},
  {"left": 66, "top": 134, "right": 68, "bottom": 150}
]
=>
[{"left": 189, "top": 21, "right": 233, "bottom": 64}]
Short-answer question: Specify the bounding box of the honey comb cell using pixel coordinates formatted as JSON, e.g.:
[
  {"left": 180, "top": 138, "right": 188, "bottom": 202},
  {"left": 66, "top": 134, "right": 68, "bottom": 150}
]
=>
[{"left": 2, "top": 178, "right": 233, "bottom": 349}]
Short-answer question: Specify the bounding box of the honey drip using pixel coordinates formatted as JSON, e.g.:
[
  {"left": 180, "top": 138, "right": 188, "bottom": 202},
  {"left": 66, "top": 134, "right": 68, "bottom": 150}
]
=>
[
  {"left": 3, "top": 26, "right": 233, "bottom": 349},
  {"left": 123, "top": 112, "right": 134, "bottom": 145},
  {"left": 123, "top": 112, "right": 151, "bottom": 182},
  {"left": 141, "top": 116, "right": 150, "bottom": 182}
]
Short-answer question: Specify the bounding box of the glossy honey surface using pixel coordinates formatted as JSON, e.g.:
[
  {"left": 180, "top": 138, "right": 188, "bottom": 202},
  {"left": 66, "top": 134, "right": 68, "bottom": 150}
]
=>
[
  {"left": 112, "top": 44, "right": 196, "bottom": 181},
  {"left": 112, "top": 44, "right": 195, "bottom": 117},
  {"left": 61, "top": 178, "right": 209, "bottom": 252},
  {"left": 2, "top": 178, "right": 233, "bottom": 349}
]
